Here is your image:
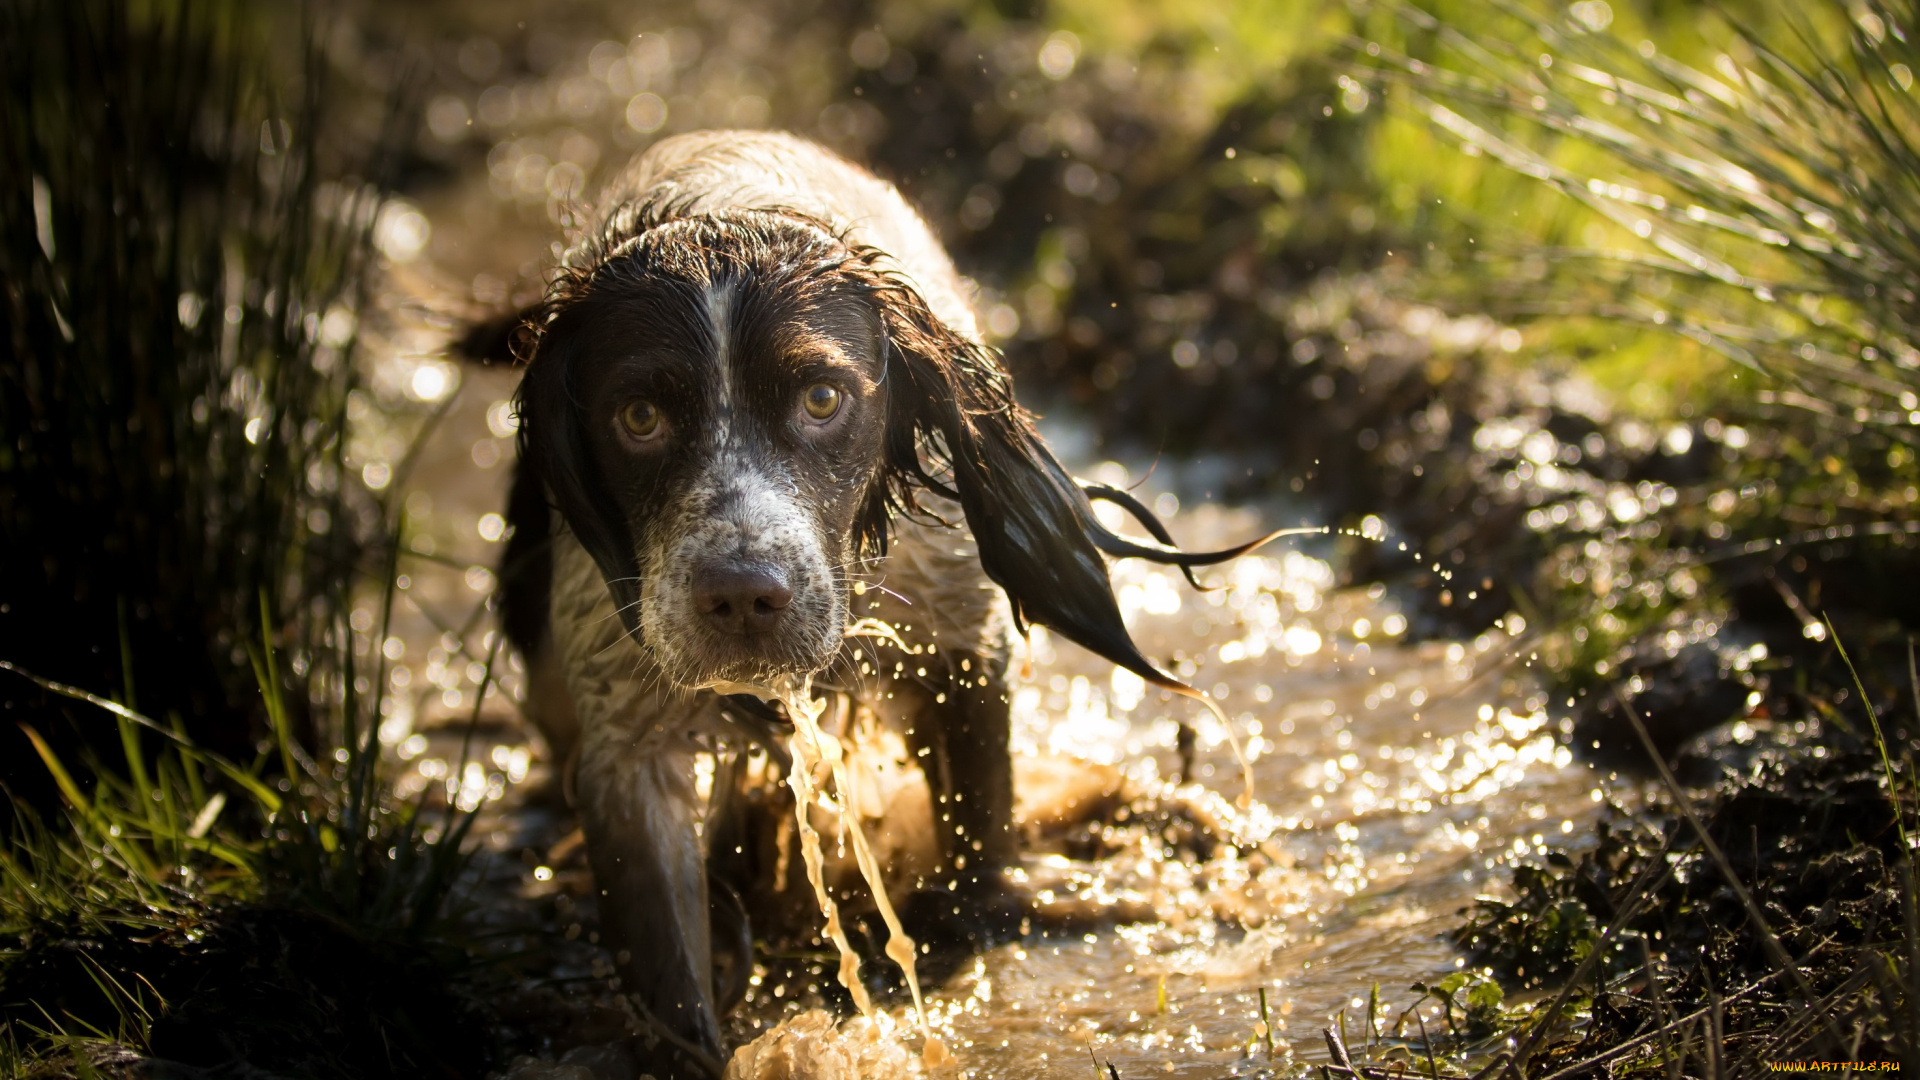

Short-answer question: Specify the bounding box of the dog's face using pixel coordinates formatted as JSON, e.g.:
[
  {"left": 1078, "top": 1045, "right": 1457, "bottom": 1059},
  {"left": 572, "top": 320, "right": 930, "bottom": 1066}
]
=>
[
  {"left": 531, "top": 217, "right": 890, "bottom": 689},
  {"left": 517, "top": 206, "right": 1202, "bottom": 698}
]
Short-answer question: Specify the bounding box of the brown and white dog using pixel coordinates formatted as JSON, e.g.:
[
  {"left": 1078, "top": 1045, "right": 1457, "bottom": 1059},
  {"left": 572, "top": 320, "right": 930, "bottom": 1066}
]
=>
[{"left": 482, "top": 131, "right": 1255, "bottom": 1075}]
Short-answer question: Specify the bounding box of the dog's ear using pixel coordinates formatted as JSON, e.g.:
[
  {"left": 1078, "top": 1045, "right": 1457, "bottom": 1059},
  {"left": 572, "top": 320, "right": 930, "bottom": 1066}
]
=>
[
  {"left": 867, "top": 277, "right": 1292, "bottom": 691},
  {"left": 868, "top": 281, "right": 1187, "bottom": 690},
  {"left": 514, "top": 319, "right": 645, "bottom": 638}
]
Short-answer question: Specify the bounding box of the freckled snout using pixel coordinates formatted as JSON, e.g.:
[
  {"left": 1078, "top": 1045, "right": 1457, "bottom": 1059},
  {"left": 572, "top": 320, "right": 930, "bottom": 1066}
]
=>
[{"left": 692, "top": 561, "right": 793, "bottom": 636}]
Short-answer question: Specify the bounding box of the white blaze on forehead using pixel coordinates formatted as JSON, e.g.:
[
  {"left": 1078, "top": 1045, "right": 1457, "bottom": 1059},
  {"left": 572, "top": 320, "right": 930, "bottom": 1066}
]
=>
[{"left": 704, "top": 282, "right": 734, "bottom": 415}]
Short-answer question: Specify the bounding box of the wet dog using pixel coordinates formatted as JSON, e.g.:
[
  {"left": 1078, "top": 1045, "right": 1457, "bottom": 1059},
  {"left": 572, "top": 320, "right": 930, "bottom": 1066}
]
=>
[{"left": 478, "top": 131, "right": 1253, "bottom": 1075}]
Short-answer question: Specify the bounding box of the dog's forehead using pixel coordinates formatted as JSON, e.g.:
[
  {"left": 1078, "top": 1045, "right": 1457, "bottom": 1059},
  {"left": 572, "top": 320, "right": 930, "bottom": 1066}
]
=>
[
  {"left": 581, "top": 212, "right": 855, "bottom": 319},
  {"left": 579, "top": 277, "right": 873, "bottom": 407},
  {"left": 578, "top": 226, "right": 876, "bottom": 359}
]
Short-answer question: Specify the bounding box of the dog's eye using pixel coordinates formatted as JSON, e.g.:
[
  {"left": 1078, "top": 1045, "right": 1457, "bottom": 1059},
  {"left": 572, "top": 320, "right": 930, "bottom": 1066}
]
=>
[
  {"left": 618, "top": 399, "right": 663, "bottom": 441},
  {"left": 801, "top": 383, "right": 842, "bottom": 422}
]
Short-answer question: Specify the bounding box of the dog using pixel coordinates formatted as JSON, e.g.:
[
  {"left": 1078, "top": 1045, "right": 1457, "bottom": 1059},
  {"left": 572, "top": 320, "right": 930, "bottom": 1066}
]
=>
[{"left": 477, "top": 131, "right": 1259, "bottom": 1076}]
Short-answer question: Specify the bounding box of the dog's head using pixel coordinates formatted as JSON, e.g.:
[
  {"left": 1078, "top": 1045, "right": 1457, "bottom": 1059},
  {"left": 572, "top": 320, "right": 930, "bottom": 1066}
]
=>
[{"left": 508, "top": 205, "right": 1209, "bottom": 693}]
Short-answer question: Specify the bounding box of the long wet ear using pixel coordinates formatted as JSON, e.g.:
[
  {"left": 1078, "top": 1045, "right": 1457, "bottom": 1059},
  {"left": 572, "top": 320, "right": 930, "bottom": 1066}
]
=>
[
  {"left": 515, "top": 312, "right": 645, "bottom": 638},
  {"left": 865, "top": 278, "right": 1186, "bottom": 691}
]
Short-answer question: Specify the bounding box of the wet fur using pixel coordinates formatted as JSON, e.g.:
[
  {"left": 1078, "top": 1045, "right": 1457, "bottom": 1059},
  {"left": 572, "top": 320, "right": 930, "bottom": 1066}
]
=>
[{"left": 487, "top": 131, "right": 1220, "bottom": 1075}]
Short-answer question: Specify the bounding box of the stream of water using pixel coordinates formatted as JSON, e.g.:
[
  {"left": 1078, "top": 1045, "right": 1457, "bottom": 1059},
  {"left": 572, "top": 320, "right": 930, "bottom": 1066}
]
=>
[{"left": 789, "top": 502, "right": 1600, "bottom": 1078}]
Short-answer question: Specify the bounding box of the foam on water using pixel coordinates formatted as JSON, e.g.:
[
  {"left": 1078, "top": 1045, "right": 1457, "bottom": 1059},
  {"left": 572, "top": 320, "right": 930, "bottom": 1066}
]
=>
[{"left": 723, "top": 1010, "right": 922, "bottom": 1080}]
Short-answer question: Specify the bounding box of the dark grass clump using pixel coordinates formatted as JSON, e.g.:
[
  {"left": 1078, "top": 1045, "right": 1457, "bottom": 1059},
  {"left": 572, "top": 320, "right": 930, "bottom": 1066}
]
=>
[
  {"left": 0, "top": 649, "right": 491, "bottom": 1078},
  {"left": 1444, "top": 702, "right": 1920, "bottom": 1072},
  {"left": 0, "top": 0, "right": 394, "bottom": 801},
  {"left": 0, "top": 3, "right": 501, "bottom": 1076}
]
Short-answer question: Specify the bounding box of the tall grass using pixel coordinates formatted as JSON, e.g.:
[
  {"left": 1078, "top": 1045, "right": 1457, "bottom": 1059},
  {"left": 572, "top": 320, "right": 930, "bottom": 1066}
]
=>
[
  {"left": 0, "top": 0, "right": 397, "bottom": 787},
  {"left": 1367, "top": 0, "right": 1920, "bottom": 419},
  {"left": 1350, "top": 0, "right": 1920, "bottom": 720},
  {"left": 0, "top": 2, "right": 492, "bottom": 1074}
]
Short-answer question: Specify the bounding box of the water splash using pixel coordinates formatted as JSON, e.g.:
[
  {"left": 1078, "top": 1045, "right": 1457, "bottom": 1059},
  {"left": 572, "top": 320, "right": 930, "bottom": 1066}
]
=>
[{"left": 764, "top": 673, "right": 940, "bottom": 1059}]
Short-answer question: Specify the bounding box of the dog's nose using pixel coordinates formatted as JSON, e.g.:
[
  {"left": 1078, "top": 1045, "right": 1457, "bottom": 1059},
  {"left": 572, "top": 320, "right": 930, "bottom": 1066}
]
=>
[{"left": 692, "top": 562, "right": 793, "bottom": 636}]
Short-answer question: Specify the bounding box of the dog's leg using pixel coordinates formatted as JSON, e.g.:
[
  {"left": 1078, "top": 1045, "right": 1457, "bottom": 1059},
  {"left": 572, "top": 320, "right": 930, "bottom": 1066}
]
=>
[
  {"left": 894, "top": 651, "right": 1019, "bottom": 909},
  {"left": 702, "top": 748, "right": 757, "bottom": 1016},
  {"left": 575, "top": 718, "right": 724, "bottom": 1071},
  {"left": 857, "top": 515, "right": 1024, "bottom": 939},
  {"left": 548, "top": 529, "right": 725, "bottom": 1074}
]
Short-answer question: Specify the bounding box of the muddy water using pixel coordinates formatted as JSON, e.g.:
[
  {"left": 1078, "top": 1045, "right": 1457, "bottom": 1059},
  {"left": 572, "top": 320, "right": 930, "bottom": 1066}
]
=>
[
  {"left": 750, "top": 499, "right": 1600, "bottom": 1078},
  {"left": 360, "top": 348, "right": 1602, "bottom": 1074}
]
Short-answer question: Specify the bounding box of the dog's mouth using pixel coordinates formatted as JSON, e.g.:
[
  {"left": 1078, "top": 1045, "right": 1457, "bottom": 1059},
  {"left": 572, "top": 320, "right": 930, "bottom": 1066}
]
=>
[
  {"left": 635, "top": 476, "right": 857, "bottom": 691},
  {"left": 675, "top": 630, "right": 837, "bottom": 690}
]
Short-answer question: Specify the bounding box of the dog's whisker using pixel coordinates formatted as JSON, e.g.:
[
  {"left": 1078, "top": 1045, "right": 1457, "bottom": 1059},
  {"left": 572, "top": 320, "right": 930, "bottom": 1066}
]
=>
[
  {"left": 830, "top": 554, "right": 889, "bottom": 572},
  {"left": 862, "top": 582, "right": 914, "bottom": 607},
  {"left": 592, "top": 608, "right": 649, "bottom": 658},
  {"left": 829, "top": 641, "right": 879, "bottom": 703},
  {"left": 593, "top": 594, "right": 647, "bottom": 628}
]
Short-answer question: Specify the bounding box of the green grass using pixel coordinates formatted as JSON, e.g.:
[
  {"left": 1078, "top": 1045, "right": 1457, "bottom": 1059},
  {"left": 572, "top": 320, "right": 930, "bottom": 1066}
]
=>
[
  {"left": 0, "top": 0, "right": 402, "bottom": 779},
  {"left": 1364, "top": 0, "right": 1920, "bottom": 421}
]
